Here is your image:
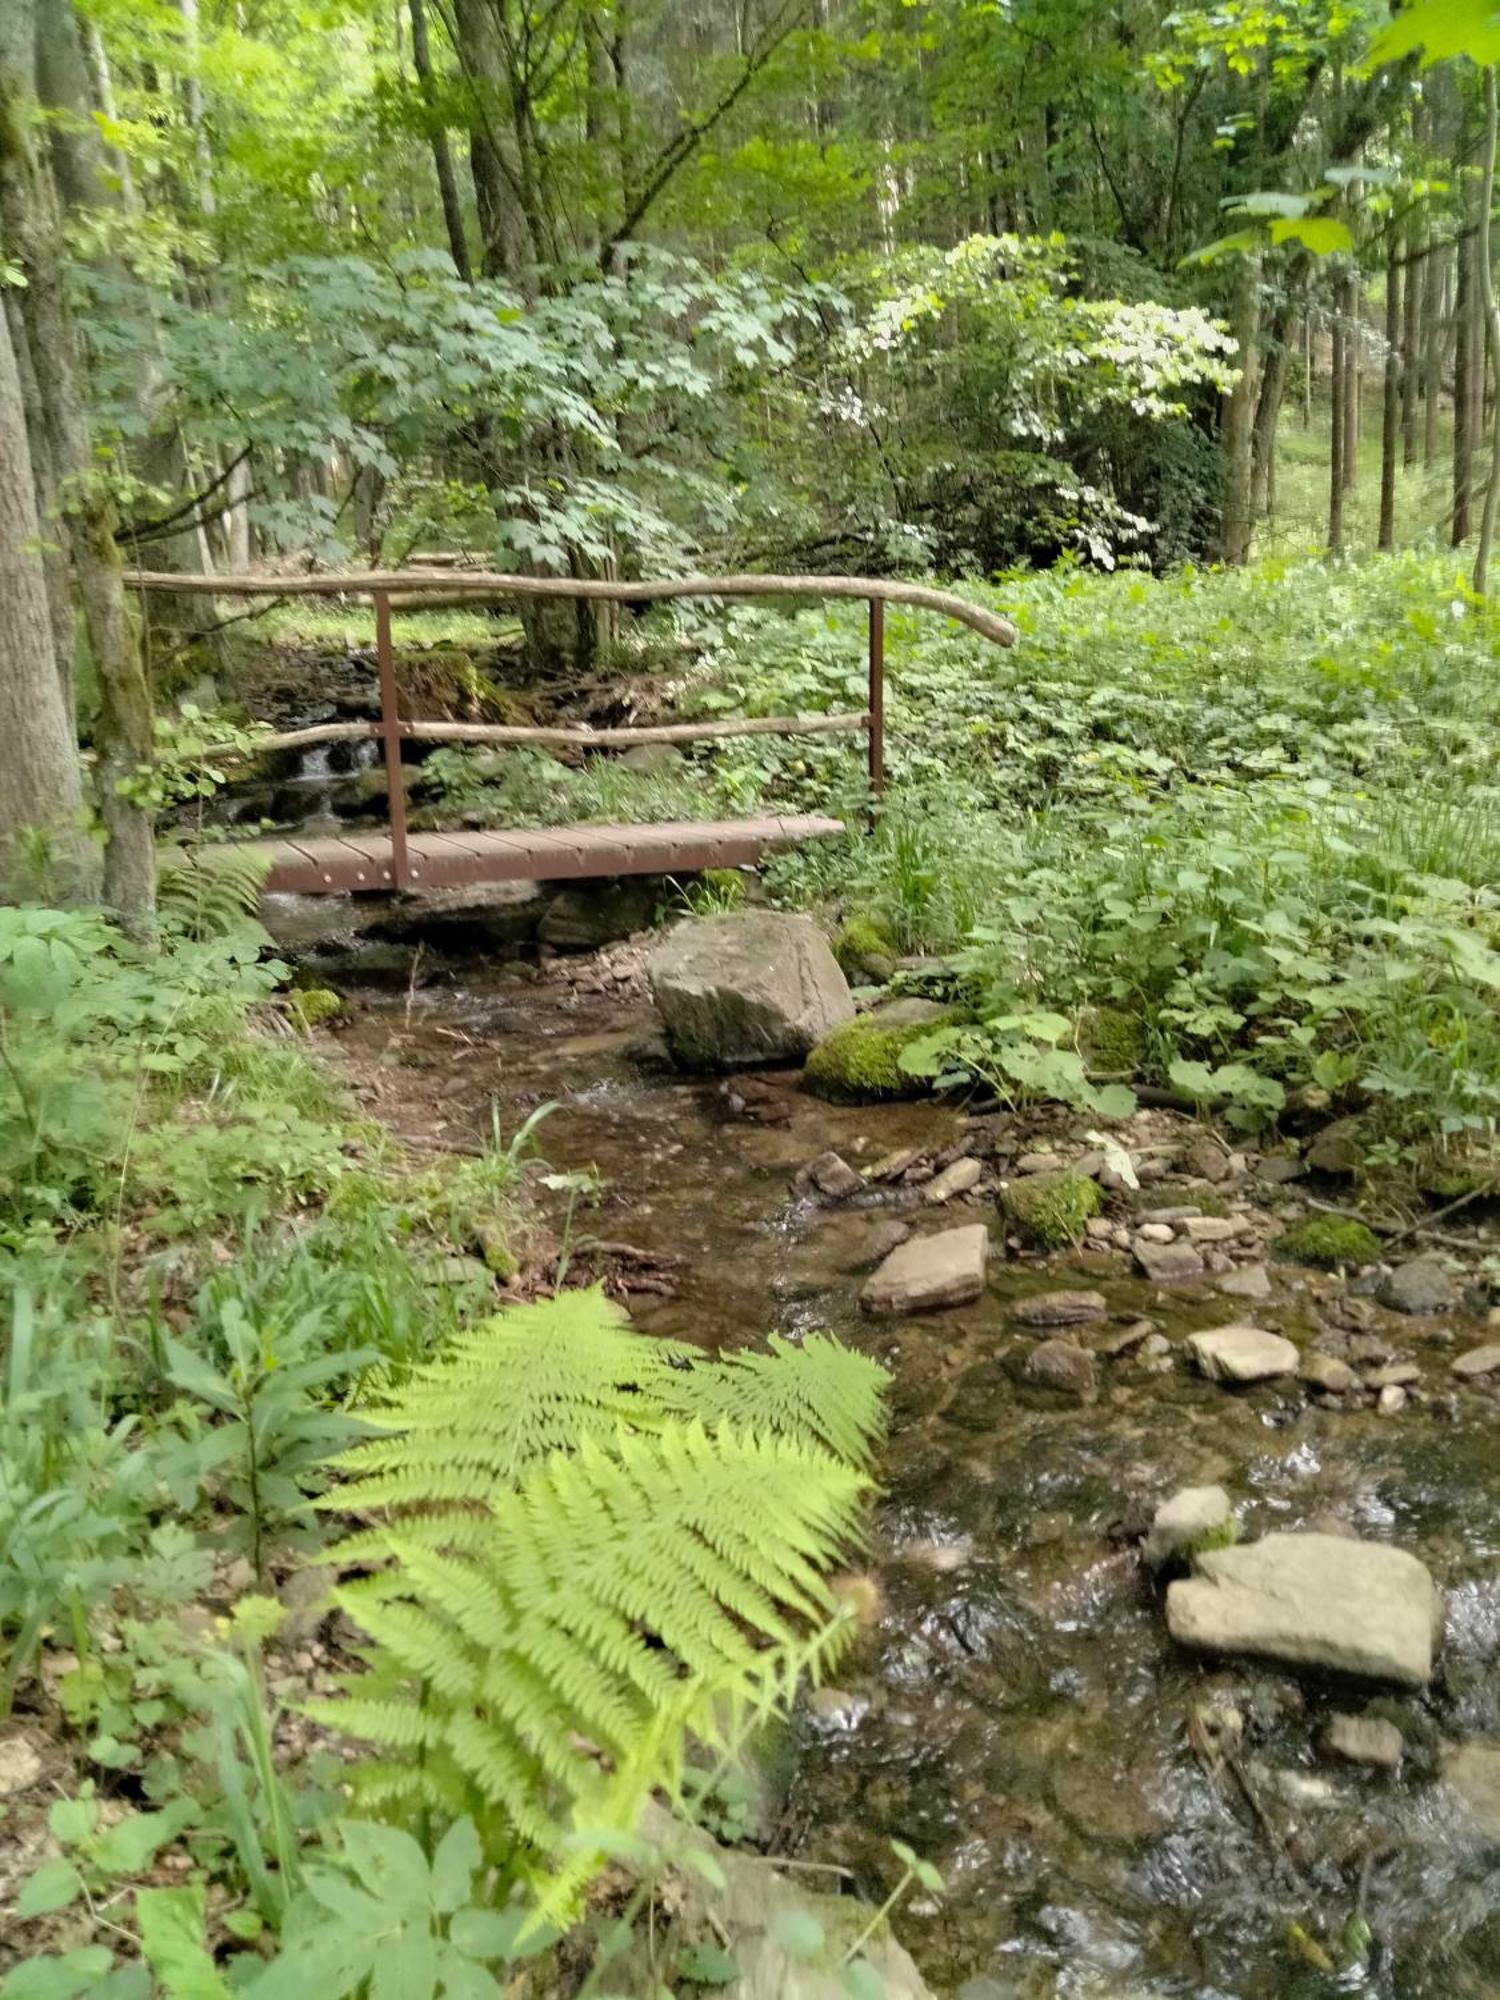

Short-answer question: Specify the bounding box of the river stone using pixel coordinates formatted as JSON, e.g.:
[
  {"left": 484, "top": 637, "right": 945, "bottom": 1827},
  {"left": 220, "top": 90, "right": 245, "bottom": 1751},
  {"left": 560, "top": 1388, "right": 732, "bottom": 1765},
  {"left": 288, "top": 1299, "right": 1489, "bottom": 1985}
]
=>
[
  {"left": 1010, "top": 1288, "right": 1108, "bottom": 1329},
  {"left": 536, "top": 879, "right": 660, "bottom": 949},
  {"left": 648, "top": 912, "right": 854, "bottom": 1068},
  {"left": 1134, "top": 1238, "right": 1205, "bottom": 1283},
  {"left": 1453, "top": 1343, "right": 1500, "bottom": 1379},
  {"left": 1443, "top": 1739, "right": 1500, "bottom": 1839},
  {"left": 861, "top": 1224, "right": 989, "bottom": 1315},
  {"left": 1167, "top": 1533, "right": 1443, "bottom": 1686},
  {"left": 1022, "top": 1339, "right": 1096, "bottom": 1398},
  {"left": 1301, "top": 1351, "right": 1361, "bottom": 1395},
  {"left": 1183, "top": 1214, "right": 1251, "bottom": 1243},
  {"left": 1377, "top": 1254, "right": 1459, "bottom": 1315},
  {"left": 1323, "top": 1713, "right": 1404, "bottom": 1768},
  {"left": 801, "top": 1150, "right": 864, "bottom": 1201},
  {"left": 1188, "top": 1324, "right": 1299, "bottom": 1383},
  {"left": 1218, "top": 1263, "right": 1272, "bottom": 1301},
  {"left": 0, "top": 1732, "right": 42, "bottom": 1797},
  {"left": 1136, "top": 1221, "right": 1175, "bottom": 1245},
  {"left": 924, "top": 1156, "right": 982, "bottom": 1204},
  {"left": 1144, "top": 1485, "right": 1234, "bottom": 1569}
]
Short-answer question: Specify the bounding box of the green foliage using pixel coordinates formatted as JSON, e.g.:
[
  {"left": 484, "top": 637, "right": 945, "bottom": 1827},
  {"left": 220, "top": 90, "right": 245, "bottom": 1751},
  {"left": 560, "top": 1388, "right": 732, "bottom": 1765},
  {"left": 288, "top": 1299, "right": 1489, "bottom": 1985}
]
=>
[
  {"left": 312, "top": 1291, "right": 885, "bottom": 1908},
  {"left": 803, "top": 1012, "right": 952, "bottom": 1103},
  {"left": 898, "top": 1011, "right": 1138, "bottom": 1121},
  {"left": 1000, "top": 1171, "right": 1103, "bottom": 1251},
  {"left": 1273, "top": 1215, "right": 1384, "bottom": 1268}
]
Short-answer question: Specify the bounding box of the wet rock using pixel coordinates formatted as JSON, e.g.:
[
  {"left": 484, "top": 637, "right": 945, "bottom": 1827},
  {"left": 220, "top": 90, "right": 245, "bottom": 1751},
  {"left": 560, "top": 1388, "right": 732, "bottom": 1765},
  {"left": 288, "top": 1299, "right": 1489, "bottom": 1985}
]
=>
[
  {"left": 923, "top": 1157, "right": 982, "bottom": 1205},
  {"left": 869, "top": 1146, "right": 919, "bottom": 1181},
  {"left": 870, "top": 996, "right": 949, "bottom": 1029},
  {"left": 1300, "top": 1351, "right": 1361, "bottom": 1395},
  {"left": 1324, "top": 1713, "right": 1404, "bottom": 1768},
  {"left": 1348, "top": 1331, "right": 1395, "bottom": 1366},
  {"left": 1133, "top": 1238, "right": 1205, "bottom": 1283},
  {"left": 648, "top": 912, "right": 854, "bottom": 1069},
  {"left": 1022, "top": 1339, "right": 1096, "bottom": 1398},
  {"left": 835, "top": 1216, "right": 913, "bottom": 1273},
  {"left": 1306, "top": 1118, "right": 1362, "bottom": 1175},
  {"left": 1166, "top": 1532, "right": 1444, "bottom": 1686},
  {"left": 1443, "top": 1739, "right": 1500, "bottom": 1838},
  {"left": 861, "top": 1224, "right": 990, "bottom": 1315},
  {"left": 1365, "top": 1363, "right": 1420, "bottom": 1388},
  {"left": 800, "top": 1150, "right": 865, "bottom": 1202},
  {"left": 1378, "top": 1384, "right": 1408, "bottom": 1415},
  {"left": 1217, "top": 1263, "right": 1272, "bottom": 1301},
  {"left": 0, "top": 1732, "right": 42, "bottom": 1797},
  {"left": 1144, "top": 1485, "right": 1234, "bottom": 1569},
  {"left": 537, "top": 879, "right": 659, "bottom": 950},
  {"left": 1188, "top": 1325, "right": 1299, "bottom": 1384},
  {"left": 1016, "top": 1150, "right": 1064, "bottom": 1174},
  {"left": 1097, "top": 1317, "right": 1156, "bottom": 1357},
  {"left": 1453, "top": 1343, "right": 1500, "bottom": 1379},
  {"left": 1009, "top": 1288, "right": 1108, "bottom": 1328},
  {"left": 1256, "top": 1153, "right": 1306, "bottom": 1184},
  {"left": 1135, "top": 1221, "right": 1175, "bottom": 1245},
  {"left": 1183, "top": 1134, "right": 1231, "bottom": 1182},
  {"left": 1183, "top": 1214, "right": 1251, "bottom": 1243},
  {"left": 1377, "top": 1254, "right": 1459, "bottom": 1316},
  {"left": 1084, "top": 1217, "right": 1115, "bottom": 1243}
]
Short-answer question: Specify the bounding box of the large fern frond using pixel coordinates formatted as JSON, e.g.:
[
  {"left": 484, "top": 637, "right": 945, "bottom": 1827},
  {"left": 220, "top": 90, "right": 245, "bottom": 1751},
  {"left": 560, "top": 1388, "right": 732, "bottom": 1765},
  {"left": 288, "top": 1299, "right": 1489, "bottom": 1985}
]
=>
[
  {"left": 660, "top": 1332, "right": 887, "bottom": 1467},
  {"left": 309, "top": 1419, "right": 869, "bottom": 1911},
  {"left": 157, "top": 845, "right": 271, "bottom": 940}
]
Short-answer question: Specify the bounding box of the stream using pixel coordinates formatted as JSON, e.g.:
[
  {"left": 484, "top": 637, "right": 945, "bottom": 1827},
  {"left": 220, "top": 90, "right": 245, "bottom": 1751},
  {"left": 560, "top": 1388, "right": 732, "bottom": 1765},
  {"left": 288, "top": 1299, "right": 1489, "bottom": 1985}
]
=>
[{"left": 317, "top": 941, "right": 1500, "bottom": 2000}]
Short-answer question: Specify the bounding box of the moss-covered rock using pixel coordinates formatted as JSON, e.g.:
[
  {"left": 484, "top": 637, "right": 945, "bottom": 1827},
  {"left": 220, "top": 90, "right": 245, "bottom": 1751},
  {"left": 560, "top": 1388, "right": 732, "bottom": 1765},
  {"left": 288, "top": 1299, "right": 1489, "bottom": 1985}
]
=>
[
  {"left": 1273, "top": 1215, "right": 1382, "bottom": 1269},
  {"left": 833, "top": 912, "right": 898, "bottom": 981},
  {"left": 1001, "top": 1170, "right": 1103, "bottom": 1250},
  {"left": 1076, "top": 1004, "right": 1148, "bottom": 1076},
  {"left": 803, "top": 1009, "right": 951, "bottom": 1103},
  {"left": 1413, "top": 1145, "right": 1499, "bottom": 1200},
  {"left": 289, "top": 986, "right": 341, "bottom": 1028}
]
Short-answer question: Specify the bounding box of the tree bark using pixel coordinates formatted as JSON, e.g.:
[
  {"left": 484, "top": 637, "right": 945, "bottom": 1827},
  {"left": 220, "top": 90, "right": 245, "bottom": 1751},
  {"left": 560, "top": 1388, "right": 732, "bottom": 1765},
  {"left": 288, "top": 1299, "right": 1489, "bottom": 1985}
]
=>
[
  {"left": 1474, "top": 67, "right": 1500, "bottom": 593},
  {"left": 1379, "top": 225, "right": 1400, "bottom": 550},
  {"left": 409, "top": 0, "right": 473, "bottom": 281},
  {"left": 1218, "top": 253, "right": 1261, "bottom": 563},
  {"left": 0, "top": 22, "right": 156, "bottom": 925},
  {"left": 0, "top": 302, "right": 94, "bottom": 897},
  {"left": 1424, "top": 239, "right": 1445, "bottom": 467},
  {"left": 1455, "top": 227, "right": 1475, "bottom": 545},
  {"left": 1402, "top": 216, "right": 1423, "bottom": 466},
  {"left": 1340, "top": 268, "right": 1360, "bottom": 492},
  {"left": 1329, "top": 292, "right": 1346, "bottom": 553}
]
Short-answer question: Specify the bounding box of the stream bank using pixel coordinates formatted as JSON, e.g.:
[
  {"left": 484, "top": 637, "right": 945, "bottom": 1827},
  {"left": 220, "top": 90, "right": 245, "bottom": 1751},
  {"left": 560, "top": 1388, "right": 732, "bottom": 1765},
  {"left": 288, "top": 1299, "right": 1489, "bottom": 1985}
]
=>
[{"left": 310, "top": 924, "right": 1500, "bottom": 2000}]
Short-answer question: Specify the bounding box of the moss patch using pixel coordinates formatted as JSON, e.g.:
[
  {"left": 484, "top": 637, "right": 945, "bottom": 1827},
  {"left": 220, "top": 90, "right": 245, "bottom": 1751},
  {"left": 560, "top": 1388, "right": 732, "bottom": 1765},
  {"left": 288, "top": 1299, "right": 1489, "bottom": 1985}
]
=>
[
  {"left": 289, "top": 987, "right": 341, "bottom": 1029},
  {"left": 1187, "top": 1518, "right": 1240, "bottom": 1558},
  {"left": 803, "top": 1011, "right": 947, "bottom": 1103},
  {"left": 1001, "top": 1170, "right": 1103, "bottom": 1250},
  {"left": 1076, "top": 1004, "right": 1148, "bottom": 1075},
  {"left": 1273, "top": 1215, "right": 1382, "bottom": 1269},
  {"left": 833, "top": 913, "right": 898, "bottom": 980}
]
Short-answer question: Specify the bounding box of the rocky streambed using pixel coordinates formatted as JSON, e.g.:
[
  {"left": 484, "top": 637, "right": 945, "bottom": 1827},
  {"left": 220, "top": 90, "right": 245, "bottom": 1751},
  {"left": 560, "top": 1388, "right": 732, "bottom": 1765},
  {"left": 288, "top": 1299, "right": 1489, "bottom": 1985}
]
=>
[{"left": 317, "top": 920, "right": 1500, "bottom": 2000}]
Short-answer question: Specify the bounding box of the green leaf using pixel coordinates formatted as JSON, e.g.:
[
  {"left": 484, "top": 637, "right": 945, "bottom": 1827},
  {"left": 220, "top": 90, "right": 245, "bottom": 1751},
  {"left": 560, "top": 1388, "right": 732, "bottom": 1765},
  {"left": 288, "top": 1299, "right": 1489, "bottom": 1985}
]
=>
[
  {"left": 676, "top": 1943, "right": 738, "bottom": 1985},
  {"left": 447, "top": 1909, "right": 532, "bottom": 1962},
  {"left": 136, "top": 1887, "right": 231, "bottom": 2000},
  {"left": 773, "top": 1910, "right": 826, "bottom": 1959},
  {"left": 16, "top": 1860, "right": 85, "bottom": 1918},
  {"left": 370, "top": 1927, "right": 439, "bottom": 2000},
  {"left": 339, "top": 1819, "right": 431, "bottom": 1914},
  {"left": 0, "top": 1949, "right": 116, "bottom": 2000},
  {"left": 1368, "top": 0, "right": 1500, "bottom": 68},
  {"left": 430, "top": 1817, "right": 482, "bottom": 1915},
  {"left": 840, "top": 1962, "right": 887, "bottom": 2000},
  {"left": 1269, "top": 217, "right": 1352, "bottom": 255}
]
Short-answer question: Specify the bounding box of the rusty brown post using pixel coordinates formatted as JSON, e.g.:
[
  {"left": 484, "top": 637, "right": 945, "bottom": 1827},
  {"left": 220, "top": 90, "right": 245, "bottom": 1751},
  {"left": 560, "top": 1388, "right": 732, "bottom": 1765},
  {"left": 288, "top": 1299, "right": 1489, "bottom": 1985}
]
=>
[
  {"left": 374, "top": 590, "right": 412, "bottom": 890},
  {"left": 867, "top": 594, "right": 885, "bottom": 801}
]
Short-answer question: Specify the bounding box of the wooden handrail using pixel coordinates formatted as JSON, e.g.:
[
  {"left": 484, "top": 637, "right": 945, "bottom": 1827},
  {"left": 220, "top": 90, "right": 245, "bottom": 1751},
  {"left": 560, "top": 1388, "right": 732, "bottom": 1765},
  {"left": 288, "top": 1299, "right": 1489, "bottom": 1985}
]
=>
[
  {"left": 209, "top": 712, "right": 870, "bottom": 756},
  {"left": 123, "top": 567, "right": 1017, "bottom": 647}
]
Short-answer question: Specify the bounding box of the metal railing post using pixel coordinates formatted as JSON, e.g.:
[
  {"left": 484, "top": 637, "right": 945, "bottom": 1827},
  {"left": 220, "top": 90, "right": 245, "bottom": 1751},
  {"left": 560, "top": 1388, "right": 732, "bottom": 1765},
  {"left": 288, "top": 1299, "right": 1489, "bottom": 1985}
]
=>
[
  {"left": 867, "top": 594, "right": 885, "bottom": 802},
  {"left": 374, "top": 590, "right": 412, "bottom": 889}
]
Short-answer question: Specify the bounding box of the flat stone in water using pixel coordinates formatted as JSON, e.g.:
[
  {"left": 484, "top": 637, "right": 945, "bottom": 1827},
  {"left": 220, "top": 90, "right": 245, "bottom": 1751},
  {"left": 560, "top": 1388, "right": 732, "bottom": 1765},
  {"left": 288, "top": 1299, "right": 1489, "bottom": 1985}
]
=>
[
  {"left": 924, "top": 1157, "right": 982, "bottom": 1205},
  {"left": 1377, "top": 1254, "right": 1460, "bottom": 1316},
  {"left": 1301, "top": 1351, "right": 1361, "bottom": 1394},
  {"left": 1453, "top": 1343, "right": 1500, "bottom": 1379},
  {"left": 1167, "top": 1532, "right": 1444, "bottom": 1686},
  {"left": 1010, "top": 1288, "right": 1108, "bottom": 1328},
  {"left": 802, "top": 1150, "right": 864, "bottom": 1201},
  {"left": 1218, "top": 1263, "right": 1272, "bottom": 1301},
  {"left": 861, "top": 1224, "right": 989, "bottom": 1316},
  {"left": 1144, "top": 1485, "right": 1233, "bottom": 1568},
  {"left": 1188, "top": 1324, "right": 1299, "bottom": 1383},
  {"left": 1022, "top": 1339, "right": 1096, "bottom": 1398},
  {"left": 1134, "top": 1238, "right": 1206, "bottom": 1283},
  {"left": 1443, "top": 1738, "right": 1500, "bottom": 1838},
  {"left": 1324, "top": 1713, "right": 1404, "bottom": 1768}
]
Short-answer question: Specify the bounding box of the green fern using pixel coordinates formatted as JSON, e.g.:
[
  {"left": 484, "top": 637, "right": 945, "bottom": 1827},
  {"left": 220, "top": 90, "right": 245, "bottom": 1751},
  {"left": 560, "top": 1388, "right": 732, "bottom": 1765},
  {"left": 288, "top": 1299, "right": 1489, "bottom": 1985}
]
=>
[
  {"left": 322, "top": 1288, "right": 885, "bottom": 1565},
  {"left": 312, "top": 1289, "right": 887, "bottom": 1912},
  {"left": 158, "top": 845, "right": 271, "bottom": 941}
]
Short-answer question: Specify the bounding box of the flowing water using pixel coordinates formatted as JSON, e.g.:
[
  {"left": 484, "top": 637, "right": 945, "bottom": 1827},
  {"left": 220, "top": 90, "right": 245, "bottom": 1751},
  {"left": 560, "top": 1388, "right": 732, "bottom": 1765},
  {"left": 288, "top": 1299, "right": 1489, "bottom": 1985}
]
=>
[{"left": 330, "top": 956, "right": 1500, "bottom": 2000}]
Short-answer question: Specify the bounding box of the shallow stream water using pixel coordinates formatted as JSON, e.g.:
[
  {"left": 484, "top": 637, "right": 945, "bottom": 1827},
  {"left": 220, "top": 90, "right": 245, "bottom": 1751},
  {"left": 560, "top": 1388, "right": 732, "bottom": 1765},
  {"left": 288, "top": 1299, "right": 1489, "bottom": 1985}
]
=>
[{"left": 329, "top": 958, "right": 1500, "bottom": 2000}]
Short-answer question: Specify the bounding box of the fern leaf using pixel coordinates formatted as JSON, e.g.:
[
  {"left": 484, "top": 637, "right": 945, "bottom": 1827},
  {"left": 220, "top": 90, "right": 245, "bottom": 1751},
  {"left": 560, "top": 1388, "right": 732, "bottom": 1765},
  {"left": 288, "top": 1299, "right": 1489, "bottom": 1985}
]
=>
[{"left": 658, "top": 1334, "right": 888, "bottom": 1468}]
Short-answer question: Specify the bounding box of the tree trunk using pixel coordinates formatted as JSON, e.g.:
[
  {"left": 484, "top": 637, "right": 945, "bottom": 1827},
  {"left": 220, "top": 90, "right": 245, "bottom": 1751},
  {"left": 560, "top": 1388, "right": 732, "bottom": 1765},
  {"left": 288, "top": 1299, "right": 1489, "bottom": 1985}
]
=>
[
  {"left": 1474, "top": 67, "right": 1500, "bottom": 593},
  {"left": 1329, "top": 296, "right": 1346, "bottom": 553},
  {"left": 1250, "top": 272, "right": 1301, "bottom": 521},
  {"left": 0, "top": 302, "right": 94, "bottom": 898},
  {"left": 1341, "top": 269, "right": 1360, "bottom": 492},
  {"left": 0, "top": 26, "right": 156, "bottom": 926},
  {"left": 1424, "top": 240, "right": 1445, "bottom": 467},
  {"left": 1218, "top": 253, "right": 1261, "bottom": 563},
  {"left": 1456, "top": 228, "right": 1475, "bottom": 545},
  {"left": 409, "top": 0, "right": 473, "bottom": 281},
  {"left": 1402, "top": 218, "right": 1423, "bottom": 466},
  {"left": 1379, "top": 225, "right": 1400, "bottom": 550}
]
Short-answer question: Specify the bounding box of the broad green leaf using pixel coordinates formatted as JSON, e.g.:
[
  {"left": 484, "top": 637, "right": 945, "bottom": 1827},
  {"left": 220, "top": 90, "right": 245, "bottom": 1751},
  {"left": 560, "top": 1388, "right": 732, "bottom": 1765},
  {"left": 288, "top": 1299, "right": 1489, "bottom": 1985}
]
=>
[
  {"left": 1269, "top": 217, "right": 1353, "bottom": 255},
  {"left": 370, "top": 1927, "right": 439, "bottom": 2000},
  {"left": 339, "top": 1819, "right": 431, "bottom": 1913},
  {"left": 0, "top": 1948, "right": 115, "bottom": 2000},
  {"left": 430, "top": 1817, "right": 482, "bottom": 1915},
  {"left": 136, "top": 1887, "right": 231, "bottom": 2000},
  {"left": 15, "top": 1860, "right": 85, "bottom": 1918}
]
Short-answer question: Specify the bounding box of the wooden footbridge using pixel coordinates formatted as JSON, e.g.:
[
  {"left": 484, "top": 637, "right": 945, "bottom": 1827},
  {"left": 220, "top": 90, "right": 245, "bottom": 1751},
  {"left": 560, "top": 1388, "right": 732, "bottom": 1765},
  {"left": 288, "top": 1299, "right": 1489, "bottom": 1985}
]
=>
[{"left": 129, "top": 570, "right": 1016, "bottom": 896}]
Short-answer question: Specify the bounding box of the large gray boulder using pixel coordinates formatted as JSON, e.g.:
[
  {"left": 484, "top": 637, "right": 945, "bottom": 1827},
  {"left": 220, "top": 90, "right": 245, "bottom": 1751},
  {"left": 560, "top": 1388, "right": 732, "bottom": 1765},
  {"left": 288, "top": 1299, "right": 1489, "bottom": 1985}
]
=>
[
  {"left": 1167, "top": 1532, "right": 1443, "bottom": 1686},
  {"left": 648, "top": 913, "right": 854, "bottom": 1068}
]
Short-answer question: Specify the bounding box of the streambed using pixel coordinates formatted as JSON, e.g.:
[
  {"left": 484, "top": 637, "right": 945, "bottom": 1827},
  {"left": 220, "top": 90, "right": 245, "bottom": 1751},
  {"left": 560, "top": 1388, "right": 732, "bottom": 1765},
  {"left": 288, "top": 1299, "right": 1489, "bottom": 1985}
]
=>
[{"left": 324, "top": 946, "right": 1500, "bottom": 2000}]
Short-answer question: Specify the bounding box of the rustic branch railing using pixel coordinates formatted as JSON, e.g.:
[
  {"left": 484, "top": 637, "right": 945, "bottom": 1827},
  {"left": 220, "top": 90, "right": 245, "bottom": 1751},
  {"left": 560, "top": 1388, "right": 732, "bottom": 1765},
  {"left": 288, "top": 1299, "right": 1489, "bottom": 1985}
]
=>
[{"left": 126, "top": 569, "right": 1016, "bottom": 891}]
